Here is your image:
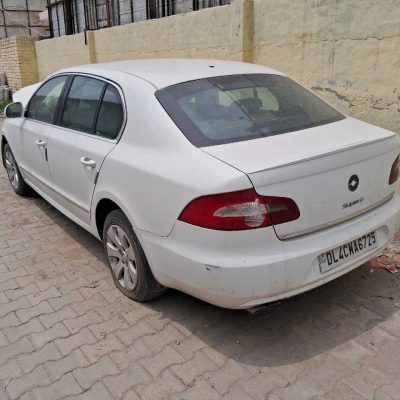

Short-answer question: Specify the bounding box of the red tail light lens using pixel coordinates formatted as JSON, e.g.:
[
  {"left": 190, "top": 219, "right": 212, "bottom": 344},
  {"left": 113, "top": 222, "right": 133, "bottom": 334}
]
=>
[
  {"left": 178, "top": 189, "right": 271, "bottom": 231},
  {"left": 178, "top": 189, "right": 300, "bottom": 231},
  {"left": 389, "top": 155, "right": 400, "bottom": 185},
  {"left": 264, "top": 196, "right": 301, "bottom": 225}
]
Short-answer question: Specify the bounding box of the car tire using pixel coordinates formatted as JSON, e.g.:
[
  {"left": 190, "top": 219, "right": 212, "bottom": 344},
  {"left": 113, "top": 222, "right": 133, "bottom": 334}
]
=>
[
  {"left": 103, "top": 209, "right": 166, "bottom": 302},
  {"left": 2, "top": 143, "right": 30, "bottom": 196}
]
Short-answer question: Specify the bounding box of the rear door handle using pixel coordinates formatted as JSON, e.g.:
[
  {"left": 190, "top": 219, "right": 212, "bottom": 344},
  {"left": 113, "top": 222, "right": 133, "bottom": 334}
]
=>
[
  {"left": 80, "top": 157, "right": 96, "bottom": 169},
  {"left": 35, "top": 139, "right": 46, "bottom": 149}
]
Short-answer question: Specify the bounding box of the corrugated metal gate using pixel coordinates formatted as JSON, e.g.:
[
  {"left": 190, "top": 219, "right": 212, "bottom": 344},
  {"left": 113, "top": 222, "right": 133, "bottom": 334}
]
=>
[{"left": 47, "top": 0, "right": 231, "bottom": 37}]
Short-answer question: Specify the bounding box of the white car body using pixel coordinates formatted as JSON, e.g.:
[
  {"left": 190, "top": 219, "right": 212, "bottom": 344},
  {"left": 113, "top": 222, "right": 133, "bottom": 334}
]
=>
[{"left": 2, "top": 59, "right": 400, "bottom": 309}]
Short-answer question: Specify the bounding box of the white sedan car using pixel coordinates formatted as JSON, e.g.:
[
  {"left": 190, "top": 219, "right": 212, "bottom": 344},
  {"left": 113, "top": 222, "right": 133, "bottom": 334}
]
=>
[{"left": 2, "top": 59, "right": 400, "bottom": 309}]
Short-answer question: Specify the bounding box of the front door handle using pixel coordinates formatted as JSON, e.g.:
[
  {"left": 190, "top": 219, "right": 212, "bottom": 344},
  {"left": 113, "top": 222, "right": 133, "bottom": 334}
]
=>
[
  {"left": 35, "top": 139, "right": 46, "bottom": 149},
  {"left": 80, "top": 157, "right": 96, "bottom": 169}
]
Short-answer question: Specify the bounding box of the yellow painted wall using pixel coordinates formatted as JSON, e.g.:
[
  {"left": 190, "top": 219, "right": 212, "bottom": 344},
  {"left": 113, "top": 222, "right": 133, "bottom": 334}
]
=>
[
  {"left": 93, "top": 2, "right": 247, "bottom": 62},
  {"left": 35, "top": 33, "right": 91, "bottom": 80},
  {"left": 253, "top": 0, "right": 400, "bottom": 133},
  {"left": 34, "top": 1, "right": 248, "bottom": 81},
  {"left": 29, "top": 0, "right": 400, "bottom": 133}
]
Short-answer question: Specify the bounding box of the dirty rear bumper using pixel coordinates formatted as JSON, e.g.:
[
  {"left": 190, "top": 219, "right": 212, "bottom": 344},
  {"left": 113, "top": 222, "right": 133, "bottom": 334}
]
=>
[{"left": 140, "top": 194, "right": 400, "bottom": 309}]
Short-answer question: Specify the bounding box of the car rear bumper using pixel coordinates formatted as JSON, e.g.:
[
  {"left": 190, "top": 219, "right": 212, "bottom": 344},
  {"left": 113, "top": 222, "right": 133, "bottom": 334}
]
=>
[{"left": 140, "top": 193, "right": 400, "bottom": 309}]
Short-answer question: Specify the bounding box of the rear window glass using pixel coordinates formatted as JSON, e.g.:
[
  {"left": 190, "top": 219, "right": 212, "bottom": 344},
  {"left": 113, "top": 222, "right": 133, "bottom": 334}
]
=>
[
  {"left": 95, "top": 84, "right": 124, "bottom": 139},
  {"left": 156, "top": 74, "right": 346, "bottom": 147}
]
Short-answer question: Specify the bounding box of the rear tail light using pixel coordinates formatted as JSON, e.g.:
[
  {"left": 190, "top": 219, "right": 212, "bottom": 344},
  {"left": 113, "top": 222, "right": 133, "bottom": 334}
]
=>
[
  {"left": 178, "top": 189, "right": 300, "bottom": 231},
  {"left": 264, "top": 196, "right": 300, "bottom": 225},
  {"left": 389, "top": 155, "right": 400, "bottom": 185}
]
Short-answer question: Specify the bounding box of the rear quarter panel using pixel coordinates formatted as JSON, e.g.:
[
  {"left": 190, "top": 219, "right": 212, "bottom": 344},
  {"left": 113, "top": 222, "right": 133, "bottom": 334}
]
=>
[{"left": 91, "top": 77, "right": 251, "bottom": 237}]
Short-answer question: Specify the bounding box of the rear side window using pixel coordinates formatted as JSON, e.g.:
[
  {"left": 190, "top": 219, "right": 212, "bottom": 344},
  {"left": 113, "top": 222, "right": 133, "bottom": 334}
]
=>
[
  {"left": 27, "top": 76, "right": 68, "bottom": 124},
  {"left": 95, "top": 85, "right": 124, "bottom": 139},
  {"left": 61, "top": 76, "right": 105, "bottom": 134},
  {"left": 156, "top": 74, "right": 346, "bottom": 147}
]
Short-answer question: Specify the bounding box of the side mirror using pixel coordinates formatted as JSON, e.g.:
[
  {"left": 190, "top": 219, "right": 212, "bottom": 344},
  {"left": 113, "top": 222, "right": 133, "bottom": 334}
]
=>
[{"left": 4, "top": 102, "right": 24, "bottom": 119}]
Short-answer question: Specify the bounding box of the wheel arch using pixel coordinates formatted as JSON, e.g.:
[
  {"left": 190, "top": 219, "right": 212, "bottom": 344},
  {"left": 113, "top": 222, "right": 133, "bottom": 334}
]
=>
[
  {"left": 1, "top": 136, "right": 8, "bottom": 168},
  {"left": 95, "top": 198, "right": 121, "bottom": 239}
]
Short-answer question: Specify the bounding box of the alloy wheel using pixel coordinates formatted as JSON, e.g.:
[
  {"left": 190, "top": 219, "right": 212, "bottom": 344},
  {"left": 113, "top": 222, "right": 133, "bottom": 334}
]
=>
[
  {"left": 106, "top": 224, "right": 138, "bottom": 291},
  {"left": 4, "top": 150, "right": 19, "bottom": 191}
]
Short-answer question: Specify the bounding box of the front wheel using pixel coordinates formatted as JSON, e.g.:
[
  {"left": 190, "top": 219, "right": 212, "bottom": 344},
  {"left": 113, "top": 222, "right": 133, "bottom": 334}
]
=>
[
  {"left": 103, "top": 209, "right": 166, "bottom": 302},
  {"left": 2, "top": 143, "right": 30, "bottom": 196}
]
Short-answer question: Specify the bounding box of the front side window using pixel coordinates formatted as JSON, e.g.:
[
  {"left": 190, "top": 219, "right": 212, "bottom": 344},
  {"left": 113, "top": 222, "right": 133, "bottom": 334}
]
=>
[
  {"left": 27, "top": 76, "right": 68, "bottom": 124},
  {"left": 61, "top": 76, "right": 105, "bottom": 134},
  {"left": 156, "top": 74, "right": 346, "bottom": 147},
  {"left": 95, "top": 85, "right": 124, "bottom": 139}
]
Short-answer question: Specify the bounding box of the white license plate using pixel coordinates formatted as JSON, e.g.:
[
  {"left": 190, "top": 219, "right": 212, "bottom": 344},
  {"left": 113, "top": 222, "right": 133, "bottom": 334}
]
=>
[{"left": 319, "top": 231, "right": 377, "bottom": 273}]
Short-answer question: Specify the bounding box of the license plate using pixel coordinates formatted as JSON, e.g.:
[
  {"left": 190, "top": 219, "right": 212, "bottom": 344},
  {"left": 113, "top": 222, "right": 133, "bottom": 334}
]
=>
[{"left": 319, "top": 231, "right": 377, "bottom": 273}]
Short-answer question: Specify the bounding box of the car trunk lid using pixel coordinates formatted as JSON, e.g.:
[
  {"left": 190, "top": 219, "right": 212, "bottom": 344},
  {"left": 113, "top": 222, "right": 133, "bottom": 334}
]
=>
[{"left": 201, "top": 118, "right": 399, "bottom": 239}]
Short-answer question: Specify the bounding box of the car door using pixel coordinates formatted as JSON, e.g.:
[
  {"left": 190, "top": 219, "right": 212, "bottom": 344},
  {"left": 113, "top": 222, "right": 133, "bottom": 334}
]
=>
[
  {"left": 18, "top": 76, "right": 69, "bottom": 194},
  {"left": 46, "top": 75, "right": 125, "bottom": 225}
]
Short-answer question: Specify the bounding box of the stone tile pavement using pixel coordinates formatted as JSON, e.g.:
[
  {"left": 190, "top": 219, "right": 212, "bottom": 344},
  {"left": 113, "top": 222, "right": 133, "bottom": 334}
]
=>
[{"left": 1, "top": 141, "right": 400, "bottom": 399}]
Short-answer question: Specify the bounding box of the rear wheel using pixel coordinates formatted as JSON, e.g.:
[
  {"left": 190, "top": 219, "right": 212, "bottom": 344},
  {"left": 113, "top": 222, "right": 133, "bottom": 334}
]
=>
[
  {"left": 2, "top": 143, "right": 30, "bottom": 196},
  {"left": 103, "top": 209, "right": 166, "bottom": 302}
]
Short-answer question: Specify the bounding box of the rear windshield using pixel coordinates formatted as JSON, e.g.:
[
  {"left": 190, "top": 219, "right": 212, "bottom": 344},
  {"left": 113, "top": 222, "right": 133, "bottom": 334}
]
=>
[{"left": 156, "top": 74, "right": 346, "bottom": 147}]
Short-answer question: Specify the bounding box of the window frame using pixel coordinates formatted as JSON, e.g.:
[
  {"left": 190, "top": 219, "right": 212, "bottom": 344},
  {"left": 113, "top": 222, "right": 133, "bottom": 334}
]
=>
[
  {"left": 94, "top": 84, "right": 126, "bottom": 140},
  {"left": 55, "top": 73, "right": 127, "bottom": 142},
  {"left": 25, "top": 74, "right": 71, "bottom": 126},
  {"left": 57, "top": 75, "right": 107, "bottom": 135},
  {"left": 25, "top": 72, "right": 127, "bottom": 143}
]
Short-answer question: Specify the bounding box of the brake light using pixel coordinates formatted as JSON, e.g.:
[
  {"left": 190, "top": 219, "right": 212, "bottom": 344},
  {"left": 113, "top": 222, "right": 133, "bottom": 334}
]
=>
[
  {"left": 178, "top": 189, "right": 300, "bottom": 231},
  {"left": 264, "top": 196, "right": 300, "bottom": 225},
  {"left": 389, "top": 155, "right": 400, "bottom": 185}
]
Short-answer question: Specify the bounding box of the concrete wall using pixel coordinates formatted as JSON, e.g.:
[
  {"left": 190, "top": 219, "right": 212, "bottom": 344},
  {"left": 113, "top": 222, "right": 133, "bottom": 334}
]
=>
[
  {"left": 35, "top": 33, "right": 92, "bottom": 79},
  {"left": 253, "top": 0, "right": 400, "bottom": 134},
  {"left": 93, "top": 1, "right": 248, "bottom": 63},
  {"left": 0, "top": 36, "right": 39, "bottom": 91},
  {"left": 29, "top": 0, "right": 400, "bottom": 133},
  {"left": 35, "top": 1, "right": 249, "bottom": 78}
]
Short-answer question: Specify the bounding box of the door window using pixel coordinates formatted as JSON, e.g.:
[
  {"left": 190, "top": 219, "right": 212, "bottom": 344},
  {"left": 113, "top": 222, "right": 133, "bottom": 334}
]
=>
[
  {"left": 95, "top": 84, "right": 124, "bottom": 139},
  {"left": 27, "top": 76, "right": 68, "bottom": 124},
  {"left": 61, "top": 76, "right": 105, "bottom": 134}
]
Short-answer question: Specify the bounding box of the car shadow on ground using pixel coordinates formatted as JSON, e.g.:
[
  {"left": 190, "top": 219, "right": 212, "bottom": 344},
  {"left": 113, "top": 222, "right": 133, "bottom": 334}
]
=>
[{"left": 25, "top": 190, "right": 400, "bottom": 370}]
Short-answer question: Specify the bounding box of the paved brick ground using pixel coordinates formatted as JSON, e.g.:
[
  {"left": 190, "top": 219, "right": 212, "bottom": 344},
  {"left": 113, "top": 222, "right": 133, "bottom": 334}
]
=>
[{"left": 1, "top": 132, "right": 400, "bottom": 399}]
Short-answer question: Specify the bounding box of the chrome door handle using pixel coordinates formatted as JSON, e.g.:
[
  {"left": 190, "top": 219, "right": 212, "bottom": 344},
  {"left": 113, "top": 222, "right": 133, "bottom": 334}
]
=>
[
  {"left": 35, "top": 139, "right": 46, "bottom": 149},
  {"left": 80, "top": 157, "right": 96, "bottom": 169}
]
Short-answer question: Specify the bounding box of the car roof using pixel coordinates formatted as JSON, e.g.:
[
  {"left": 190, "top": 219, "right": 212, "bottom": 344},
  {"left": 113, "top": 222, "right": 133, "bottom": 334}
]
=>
[{"left": 57, "top": 59, "right": 285, "bottom": 89}]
